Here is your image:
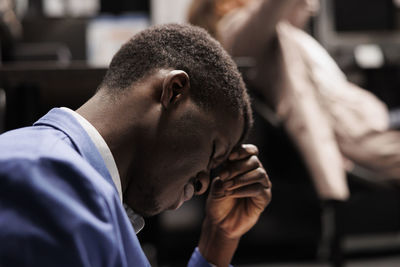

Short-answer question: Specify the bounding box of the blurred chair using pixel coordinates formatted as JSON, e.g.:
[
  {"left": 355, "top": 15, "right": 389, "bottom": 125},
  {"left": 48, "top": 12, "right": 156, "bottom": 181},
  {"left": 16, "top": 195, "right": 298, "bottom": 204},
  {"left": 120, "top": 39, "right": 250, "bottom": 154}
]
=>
[
  {"left": 0, "top": 63, "right": 106, "bottom": 131},
  {"left": 236, "top": 60, "right": 400, "bottom": 267},
  {"left": 13, "top": 42, "right": 71, "bottom": 63}
]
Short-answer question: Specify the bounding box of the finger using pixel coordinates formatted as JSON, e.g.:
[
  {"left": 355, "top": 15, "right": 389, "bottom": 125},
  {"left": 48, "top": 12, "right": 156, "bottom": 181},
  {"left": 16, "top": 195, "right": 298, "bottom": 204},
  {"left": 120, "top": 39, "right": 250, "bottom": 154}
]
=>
[
  {"left": 224, "top": 167, "right": 270, "bottom": 191},
  {"left": 228, "top": 144, "right": 259, "bottom": 161},
  {"left": 219, "top": 155, "right": 261, "bottom": 181},
  {"left": 209, "top": 177, "right": 225, "bottom": 198},
  {"left": 225, "top": 183, "right": 270, "bottom": 199}
]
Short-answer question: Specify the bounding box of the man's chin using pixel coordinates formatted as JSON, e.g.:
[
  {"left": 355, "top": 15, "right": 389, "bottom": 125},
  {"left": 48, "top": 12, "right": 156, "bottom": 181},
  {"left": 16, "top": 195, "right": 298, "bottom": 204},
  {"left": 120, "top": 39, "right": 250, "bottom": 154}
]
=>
[
  {"left": 138, "top": 208, "right": 162, "bottom": 218},
  {"left": 139, "top": 202, "right": 183, "bottom": 217},
  {"left": 128, "top": 203, "right": 162, "bottom": 218},
  {"left": 134, "top": 202, "right": 187, "bottom": 217},
  {"left": 125, "top": 195, "right": 182, "bottom": 217},
  {"left": 170, "top": 199, "right": 184, "bottom": 211}
]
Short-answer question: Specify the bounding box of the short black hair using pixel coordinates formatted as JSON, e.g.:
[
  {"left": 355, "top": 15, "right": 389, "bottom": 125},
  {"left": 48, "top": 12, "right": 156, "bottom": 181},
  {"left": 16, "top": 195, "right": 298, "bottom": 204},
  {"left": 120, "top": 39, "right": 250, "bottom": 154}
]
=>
[{"left": 101, "top": 23, "right": 253, "bottom": 140}]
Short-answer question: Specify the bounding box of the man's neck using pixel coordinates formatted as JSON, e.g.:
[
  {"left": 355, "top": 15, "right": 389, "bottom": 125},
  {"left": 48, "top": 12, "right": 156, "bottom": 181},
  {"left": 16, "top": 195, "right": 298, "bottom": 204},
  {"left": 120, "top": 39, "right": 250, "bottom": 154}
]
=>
[{"left": 76, "top": 92, "right": 138, "bottom": 192}]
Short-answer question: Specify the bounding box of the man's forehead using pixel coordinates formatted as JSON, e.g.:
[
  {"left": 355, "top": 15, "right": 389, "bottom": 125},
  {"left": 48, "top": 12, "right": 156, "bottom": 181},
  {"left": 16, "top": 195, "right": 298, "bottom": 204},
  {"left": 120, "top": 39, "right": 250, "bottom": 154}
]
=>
[{"left": 215, "top": 110, "right": 245, "bottom": 151}]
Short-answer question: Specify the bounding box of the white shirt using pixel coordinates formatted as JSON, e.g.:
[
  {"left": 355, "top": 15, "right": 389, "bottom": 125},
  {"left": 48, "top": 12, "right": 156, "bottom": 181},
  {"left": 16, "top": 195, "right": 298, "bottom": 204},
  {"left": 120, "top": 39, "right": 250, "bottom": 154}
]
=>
[{"left": 61, "top": 107, "right": 145, "bottom": 233}]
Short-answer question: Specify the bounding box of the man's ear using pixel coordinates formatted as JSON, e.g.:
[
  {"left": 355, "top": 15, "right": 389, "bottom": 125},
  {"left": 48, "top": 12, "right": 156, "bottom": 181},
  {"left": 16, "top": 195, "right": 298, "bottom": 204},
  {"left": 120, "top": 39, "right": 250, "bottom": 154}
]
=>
[{"left": 160, "top": 70, "right": 190, "bottom": 109}]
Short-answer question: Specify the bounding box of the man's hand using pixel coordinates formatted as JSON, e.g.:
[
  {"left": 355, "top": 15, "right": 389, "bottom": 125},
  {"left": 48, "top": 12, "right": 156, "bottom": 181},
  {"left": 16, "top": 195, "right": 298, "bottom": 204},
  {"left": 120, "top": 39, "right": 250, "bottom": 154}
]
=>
[
  {"left": 198, "top": 144, "right": 271, "bottom": 267},
  {"left": 206, "top": 144, "right": 271, "bottom": 238}
]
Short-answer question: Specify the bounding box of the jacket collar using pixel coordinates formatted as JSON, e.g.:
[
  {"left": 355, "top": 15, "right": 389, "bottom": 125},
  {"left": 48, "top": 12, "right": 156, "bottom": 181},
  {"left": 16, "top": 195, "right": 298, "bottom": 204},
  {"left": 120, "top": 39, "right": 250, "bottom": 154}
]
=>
[{"left": 33, "top": 108, "right": 116, "bottom": 192}]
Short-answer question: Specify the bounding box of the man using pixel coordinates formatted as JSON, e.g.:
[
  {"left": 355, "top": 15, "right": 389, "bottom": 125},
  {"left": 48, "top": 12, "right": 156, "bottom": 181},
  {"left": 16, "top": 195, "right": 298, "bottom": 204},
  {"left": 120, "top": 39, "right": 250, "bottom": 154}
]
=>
[{"left": 0, "top": 24, "right": 271, "bottom": 267}]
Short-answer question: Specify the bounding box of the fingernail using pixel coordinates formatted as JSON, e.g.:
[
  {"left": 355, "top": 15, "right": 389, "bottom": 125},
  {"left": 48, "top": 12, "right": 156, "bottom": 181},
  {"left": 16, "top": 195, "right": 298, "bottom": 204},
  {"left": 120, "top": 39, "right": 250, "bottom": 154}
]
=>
[{"left": 214, "top": 178, "right": 223, "bottom": 189}]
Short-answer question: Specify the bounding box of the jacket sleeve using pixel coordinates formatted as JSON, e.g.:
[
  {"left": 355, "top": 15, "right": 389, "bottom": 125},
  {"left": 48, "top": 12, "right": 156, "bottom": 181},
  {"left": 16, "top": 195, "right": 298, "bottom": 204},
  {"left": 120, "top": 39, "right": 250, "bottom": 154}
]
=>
[
  {"left": 0, "top": 157, "right": 149, "bottom": 267},
  {"left": 188, "top": 247, "right": 233, "bottom": 267}
]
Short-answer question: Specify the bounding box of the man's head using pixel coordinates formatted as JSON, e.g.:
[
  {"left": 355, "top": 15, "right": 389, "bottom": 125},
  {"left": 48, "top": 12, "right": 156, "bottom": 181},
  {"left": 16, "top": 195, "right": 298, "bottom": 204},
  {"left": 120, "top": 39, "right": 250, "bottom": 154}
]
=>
[{"left": 92, "top": 24, "right": 252, "bottom": 216}]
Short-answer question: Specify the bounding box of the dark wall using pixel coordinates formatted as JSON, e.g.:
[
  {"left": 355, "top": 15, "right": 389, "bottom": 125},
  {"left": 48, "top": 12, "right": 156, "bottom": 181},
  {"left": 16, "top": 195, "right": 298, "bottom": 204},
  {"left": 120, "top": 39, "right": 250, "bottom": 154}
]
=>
[
  {"left": 21, "top": 18, "right": 87, "bottom": 60},
  {"left": 334, "top": 0, "right": 396, "bottom": 31},
  {"left": 100, "top": 0, "right": 150, "bottom": 14}
]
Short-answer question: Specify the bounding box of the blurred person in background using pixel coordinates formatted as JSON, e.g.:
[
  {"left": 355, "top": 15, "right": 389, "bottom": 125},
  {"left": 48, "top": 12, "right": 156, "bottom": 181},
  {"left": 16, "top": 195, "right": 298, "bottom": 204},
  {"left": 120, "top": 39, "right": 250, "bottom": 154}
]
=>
[
  {"left": 189, "top": 0, "right": 400, "bottom": 202},
  {"left": 0, "top": 0, "right": 22, "bottom": 62}
]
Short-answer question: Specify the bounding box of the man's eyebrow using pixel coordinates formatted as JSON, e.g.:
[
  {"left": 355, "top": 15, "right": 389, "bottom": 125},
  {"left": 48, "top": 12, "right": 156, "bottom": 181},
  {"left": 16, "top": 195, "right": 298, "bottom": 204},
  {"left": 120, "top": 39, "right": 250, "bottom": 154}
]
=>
[{"left": 210, "top": 141, "right": 216, "bottom": 160}]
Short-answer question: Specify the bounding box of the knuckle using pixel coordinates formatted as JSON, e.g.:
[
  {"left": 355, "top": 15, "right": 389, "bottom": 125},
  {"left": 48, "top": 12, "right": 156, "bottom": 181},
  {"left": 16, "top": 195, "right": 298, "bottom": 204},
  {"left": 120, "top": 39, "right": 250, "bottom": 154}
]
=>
[
  {"left": 257, "top": 186, "right": 266, "bottom": 194},
  {"left": 249, "top": 156, "right": 260, "bottom": 168},
  {"left": 242, "top": 144, "right": 259, "bottom": 156},
  {"left": 263, "top": 188, "right": 272, "bottom": 200},
  {"left": 245, "top": 144, "right": 258, "bottom": 154},
  {"left": 256, "top": 167, "right": 267, "bottom": 178},
  {"left": 252, "top": 145, "right": 259, "bottom": 155}
]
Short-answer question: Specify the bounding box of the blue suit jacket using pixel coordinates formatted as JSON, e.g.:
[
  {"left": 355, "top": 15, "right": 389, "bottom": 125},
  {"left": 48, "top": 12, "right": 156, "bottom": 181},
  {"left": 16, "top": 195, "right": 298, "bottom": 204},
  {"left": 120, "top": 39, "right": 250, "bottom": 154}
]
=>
[{"left": 0, "top": 108, "right": 211, "bottom": 267}]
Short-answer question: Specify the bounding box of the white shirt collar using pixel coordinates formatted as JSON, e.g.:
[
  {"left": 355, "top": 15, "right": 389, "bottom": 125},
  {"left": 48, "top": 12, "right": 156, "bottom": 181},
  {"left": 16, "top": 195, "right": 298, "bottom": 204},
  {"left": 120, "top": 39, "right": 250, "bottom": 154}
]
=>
[
  {"left": 60, "top": 107, "right": 144, "bottom": 233},
  {"left": 61, "top": 107, "right": 123, "bottom": 202}
]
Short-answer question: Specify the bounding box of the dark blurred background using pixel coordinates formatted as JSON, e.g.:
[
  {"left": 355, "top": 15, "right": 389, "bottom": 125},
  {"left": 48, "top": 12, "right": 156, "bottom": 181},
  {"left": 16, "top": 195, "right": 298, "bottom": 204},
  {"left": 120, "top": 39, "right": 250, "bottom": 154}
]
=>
[{"left": 1, "top": 0, "right": 400, "bottom": 266}]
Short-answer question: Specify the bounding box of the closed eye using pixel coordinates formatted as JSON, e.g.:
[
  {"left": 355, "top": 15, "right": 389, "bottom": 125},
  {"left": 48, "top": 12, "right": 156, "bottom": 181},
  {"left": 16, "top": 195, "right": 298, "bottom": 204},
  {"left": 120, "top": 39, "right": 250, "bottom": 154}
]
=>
[{"left": 208, "top": 141, "right": 216, "bottom": 170}]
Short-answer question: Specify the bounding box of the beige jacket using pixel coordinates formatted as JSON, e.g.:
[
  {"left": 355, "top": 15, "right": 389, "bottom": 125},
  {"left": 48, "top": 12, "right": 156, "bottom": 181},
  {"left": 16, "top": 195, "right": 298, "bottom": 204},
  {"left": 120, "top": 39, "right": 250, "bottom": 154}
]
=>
[{"left": 218, "top": 0, "right": 400, "bottom": 200}]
